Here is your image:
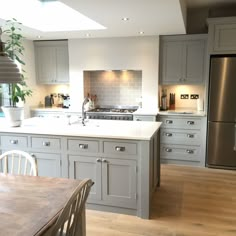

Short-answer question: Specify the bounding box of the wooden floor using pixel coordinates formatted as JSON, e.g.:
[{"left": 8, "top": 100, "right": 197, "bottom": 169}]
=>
[{"left": 86, "top": 164, "right": 236, "bottom": 236}]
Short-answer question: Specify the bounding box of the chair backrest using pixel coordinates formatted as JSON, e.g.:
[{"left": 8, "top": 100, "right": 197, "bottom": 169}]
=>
[
  {"left": 50, "top": 179, "right": 93, "bottom": 236},
  {"left": 0, "top": 150, "right": 37, "bottom": 176}
]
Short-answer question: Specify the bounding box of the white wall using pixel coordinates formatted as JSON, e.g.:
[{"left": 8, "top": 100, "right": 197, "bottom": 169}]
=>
[
  {"left": 22, "top": 40, "right": 48, "bottom": 117},
  {"left": 68, "top": 36, "right": 159, "bottom": 111}
]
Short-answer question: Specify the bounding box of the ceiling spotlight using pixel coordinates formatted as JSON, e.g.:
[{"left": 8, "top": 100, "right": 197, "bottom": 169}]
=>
[
  {"left": 122, "top": 17, "right": 129, "bottom": 21},
  {"left": 139, "top": 31, "right": 144, "bottom": 35},
  {"left": 85, "top": 33, "right": 91, "bottom": 37}
]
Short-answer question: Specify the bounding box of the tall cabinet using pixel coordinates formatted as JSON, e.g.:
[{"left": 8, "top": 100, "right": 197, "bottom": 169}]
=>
[
  {"left": 159, "top": 34, "right": 207, "bottom": 85},
  {"left": 34, "top": 40, "right": 69, "bottom": 84}
]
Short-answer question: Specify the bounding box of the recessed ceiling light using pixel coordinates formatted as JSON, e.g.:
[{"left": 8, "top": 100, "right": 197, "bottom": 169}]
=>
[
  {"left": 0, "top": 0, "right": 106, "bottom": 32},
  {"left": 139, "top": 31, "right": 144, "bottom": 35},
  {"left": 85, "top": 33, "right": 91, "bottom": 37},
  {"left": 122, "top": 17, "right": 129, "bottom": 21}
]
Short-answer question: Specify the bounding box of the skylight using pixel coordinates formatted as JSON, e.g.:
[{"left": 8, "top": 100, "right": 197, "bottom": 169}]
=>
[{"left": 0, "top": 0, "right": 106, "bottom": 32}]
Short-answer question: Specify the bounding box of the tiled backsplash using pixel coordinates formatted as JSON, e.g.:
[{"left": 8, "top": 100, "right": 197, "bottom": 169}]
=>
[{"left": 84, "top": 70, "right": 142, "bottom": 106}]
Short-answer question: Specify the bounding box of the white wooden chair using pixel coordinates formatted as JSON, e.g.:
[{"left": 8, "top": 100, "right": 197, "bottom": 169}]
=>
[
  {"left": 44, "top": 178, "right": 93, "bottom": 236},
  {"left": 0, "top": 150, "right": 37, "bottom": 176}
]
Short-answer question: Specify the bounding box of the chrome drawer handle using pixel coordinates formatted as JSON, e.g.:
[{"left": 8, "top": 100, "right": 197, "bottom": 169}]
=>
[
  {"left": 79, "top": 144, "right": 88, "bottom": 149},
  {"left": 166, "top": 120, "right": 173, "bottom": 124},
  {"left": 96, "top": 158, "right": 101, "bottom": 162},
  {"left": 187, "top": 121, "right": 195, "bottom": 125},
  {"left": 186, "top": 149, "right": 194, "bottom": 154},
  {"left": 187, "top": 134, "right": 194, "bottom": 138},
  {"left": 165, "top": 133, "right": 173, "bottom": 137},
  {"left": 42, "top": 141, "right": 50, "bottom": 146},
  {"left": 115, "top": 146, "right": 125, "bottom": 152},
  {"left": 165, "top": 148, "right": 172, "bottom": 152},
  {"left": 10, "top": 140, "right": 18, "bottom": 144}
]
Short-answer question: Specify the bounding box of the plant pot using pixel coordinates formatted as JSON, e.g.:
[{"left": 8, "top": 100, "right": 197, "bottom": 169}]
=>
[{"left": 1, "top": 106, "right": 24, "bottom": 127}]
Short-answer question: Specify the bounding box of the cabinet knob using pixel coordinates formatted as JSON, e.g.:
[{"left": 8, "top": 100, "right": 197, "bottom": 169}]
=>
[
  {"left": 187, "top": 121, "right": 195, "bottom": 125},
  {"left": 10, "top": 140, "right": 18, "bottom": 144},
  {"left": 102, "top": 159, "right": 108, "bottom": 163},
  {"left": 136, "top": 119, "right": 141, "bottom": 121},
  {"left": 165, "top": 133, "right": 173, "bottom": 137},
  {"left": 79, "top": 144, "right": 88, "bottom": 149},
  {"left": 96, "top": 158, "right": 101, "bottom": 162},
  {"left": 115, "top": 146, "right": 125, "bottom": 152},
  {"left": 166, "top": 120, "right": 173, "bottom": 124},
  {"left": 186, "top": 149, "right": 194, "bottom": 154},
  {"left": 187, "top": 134, "right": 194, "bottom": 138},
  {"left": 30, "top": 153, "right": 36, "bottom": 157},
  {"left": 42, "top": 141, "right": 50, "bottom": 146},
  {"left": 165, "top": 148, "right": 172, "bottom": 152}
]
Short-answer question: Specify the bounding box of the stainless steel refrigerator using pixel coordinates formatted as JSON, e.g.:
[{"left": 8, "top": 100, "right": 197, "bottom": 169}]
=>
[{"left": 207, "top": 56, "right": 236, "bottom": 169}]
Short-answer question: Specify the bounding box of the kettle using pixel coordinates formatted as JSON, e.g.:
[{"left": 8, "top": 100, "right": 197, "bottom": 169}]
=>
[{"left": 45, "top": 95, "right": 53, "bottom": 107}]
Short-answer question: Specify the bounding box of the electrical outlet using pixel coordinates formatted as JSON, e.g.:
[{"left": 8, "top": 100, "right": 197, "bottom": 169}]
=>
[
  {"left": 190, "top": 94, "right": 199, "bottom": 99},
  {"left": 180, "top": 94, "right": 189, "bottom": 99}
]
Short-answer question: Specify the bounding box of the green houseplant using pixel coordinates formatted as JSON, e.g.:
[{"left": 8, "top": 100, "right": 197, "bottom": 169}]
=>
[{"left": 1, "top": 18, "right": 32, "bottom": 126}]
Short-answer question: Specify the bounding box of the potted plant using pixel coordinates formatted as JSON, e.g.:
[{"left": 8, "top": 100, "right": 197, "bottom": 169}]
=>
[{"left": 1, "top": 18, "right": 32, "bottom": 126}]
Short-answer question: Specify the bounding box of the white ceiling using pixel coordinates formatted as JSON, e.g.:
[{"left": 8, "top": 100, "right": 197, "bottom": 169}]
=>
[{"left": 0, "top": 0, "right": 235, "bottom": 40}]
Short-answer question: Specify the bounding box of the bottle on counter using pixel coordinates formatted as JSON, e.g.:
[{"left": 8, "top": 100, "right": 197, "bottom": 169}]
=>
[{"left": 161, "top": 89, "right": 167, "bottom": 111}]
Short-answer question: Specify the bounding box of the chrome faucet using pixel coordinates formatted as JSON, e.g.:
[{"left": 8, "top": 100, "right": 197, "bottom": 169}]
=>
[{"left": 82, "top": 97, "right": 89, "bottom": 126}]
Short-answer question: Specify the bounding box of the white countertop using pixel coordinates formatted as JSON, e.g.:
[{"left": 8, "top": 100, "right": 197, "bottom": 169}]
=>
[
  {"left": 158, "top": 109, "right": 206, "bottom": 117},
  {"left": 133, "top": 108, "right": 158, "bottom": 116},
  {"left": 0, "top": 117, "right": 162, "bottom": 141}
]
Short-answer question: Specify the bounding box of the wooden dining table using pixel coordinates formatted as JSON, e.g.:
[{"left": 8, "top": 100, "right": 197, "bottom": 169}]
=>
[{"left": 0, "top": 173, "right": 85, "bottom": 236}]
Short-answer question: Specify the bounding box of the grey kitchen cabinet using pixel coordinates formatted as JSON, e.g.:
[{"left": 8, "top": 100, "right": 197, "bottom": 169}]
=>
[
  {"left": 158, "top": 115, "right": 207, "bottom": 166},
  {"left": 69, "top": 155, "right": 137, "bottom": 209},
  {"left": 133, "top": 114, "right": 156, "bottom": 121},
  {"left": 34, "top": 40, "right": 69, "bottom": 84},
  {"left": 67, "top": 138, "right": 137, "bottom": 209},
  {"left": 0, "top": 134, "right": 62, "bottom": 178},
  {"left": 0, "top": 127, "right": 160, "bottom": 219},
  {"left": 159, "top": 34, "right": 207, "bottom": 84},
  {"left": 208, "top": 17, "right": 236, "bottom": 54}
]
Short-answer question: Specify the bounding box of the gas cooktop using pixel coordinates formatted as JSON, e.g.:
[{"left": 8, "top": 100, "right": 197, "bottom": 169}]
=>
[{"left": 87, "top": 106, "right": 138, "bottom": 114}]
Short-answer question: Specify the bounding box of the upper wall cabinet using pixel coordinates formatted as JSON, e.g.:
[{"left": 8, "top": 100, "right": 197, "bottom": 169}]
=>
[
  {"left": 208, "top": 17, "right": 236, "bottom": 54},
  {"left": 34, "top": 40, "right": 69, "bottom": 84},
  {"left": 159, "top": 34, "right": 207, "bottom": 85}
]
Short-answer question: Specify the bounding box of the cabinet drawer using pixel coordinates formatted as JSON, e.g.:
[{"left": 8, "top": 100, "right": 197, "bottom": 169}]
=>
[
  {"left": 160, "top": 129, "right": 201, "bottom": 145},
  {"left": 1, "top": 135, "right": 28, "bottom": 148},
  {"left": 160, "top": 144, "right": 200, "bottom": 162},
  {"left": 103, "top": 141, "right": 137, "bottom": 155},
  {"left": 68, "top": 139, "right": 99, "bottom": 153},
  {"left": 159, "top": 116, "right": 201, "bottom": 129},
  {"left": 31, "top": 137, "right": 61, "bottom": 150}
]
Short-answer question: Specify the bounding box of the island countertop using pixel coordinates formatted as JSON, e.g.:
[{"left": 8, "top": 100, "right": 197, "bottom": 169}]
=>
[{"left": 0, "top": 117, "right": 162, "bottom": 141}]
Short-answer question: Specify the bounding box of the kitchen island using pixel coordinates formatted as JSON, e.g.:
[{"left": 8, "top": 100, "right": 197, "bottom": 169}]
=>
[{"left": 0, "top": 118, "right": 161, "bottom": 219}]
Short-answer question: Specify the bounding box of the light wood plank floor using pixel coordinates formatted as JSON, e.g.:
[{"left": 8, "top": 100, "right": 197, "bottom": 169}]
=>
[{"left": 86, "top": 164, "right": 236, "bottom": 236}]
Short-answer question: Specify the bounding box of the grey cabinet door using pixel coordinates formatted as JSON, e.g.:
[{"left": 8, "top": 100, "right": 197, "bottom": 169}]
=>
[
  {"left": 56, "top": 46, "right": 69, "bottom": 83},
  {"left": 184, "top": 40, "right": 205, "bottom": 83},
  {"left": 102, "top": 158, "right": 137, "bottom": 209},
  {"left": 161, "top": 41, "right": 183, "bottom": 84},
  {"left": 33, "top": 152, "right": 61, "bottom": 178},
  {"left": 35, "top": 46, "right": 56, "bottom": 84},
  {"left": 68, "top": 155, "right": 102, "bottom": 201}
]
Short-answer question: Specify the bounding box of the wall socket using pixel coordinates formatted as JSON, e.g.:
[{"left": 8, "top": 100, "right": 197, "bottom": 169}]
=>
[
  {"left": 180, "top": 94, "right": 189, "bottom": 99},
  {"left": 190, "top": 94, "right": 199, "bottom": 99}
]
